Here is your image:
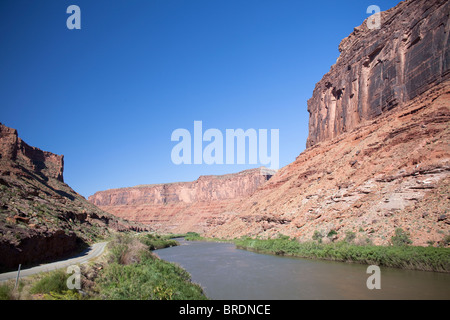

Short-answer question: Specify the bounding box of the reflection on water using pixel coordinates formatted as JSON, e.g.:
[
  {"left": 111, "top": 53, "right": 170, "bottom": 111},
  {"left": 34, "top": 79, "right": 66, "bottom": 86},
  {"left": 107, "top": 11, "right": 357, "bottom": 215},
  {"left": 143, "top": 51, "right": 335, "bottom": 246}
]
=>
[{"left": 155, "top": 239, "right": 450, "bottom": 300}]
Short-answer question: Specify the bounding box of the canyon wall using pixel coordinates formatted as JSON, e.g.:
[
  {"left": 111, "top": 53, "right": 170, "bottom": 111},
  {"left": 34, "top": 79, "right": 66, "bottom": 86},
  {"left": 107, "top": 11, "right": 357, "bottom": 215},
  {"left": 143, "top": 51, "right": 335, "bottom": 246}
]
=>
[
  {"left": 204, "top": 0, "right": 450, "bottom": 246},
  {"left": 87, "top": 0, "right": 449, "bottom": 246},
  {"left": 88, "top": 168, "right": 276, "bottom": 233},
  {"left": 306, "top": 0, "right": 450, "bottom": 147},
  {"left": 0, "top": 124, "right": 64, "bottom": 182},
  {"left": 206, "top": 83, "right": 450, "bottom": 245},
  {"left": 0, "top": 123, "right": 147, "bottom": 271}
]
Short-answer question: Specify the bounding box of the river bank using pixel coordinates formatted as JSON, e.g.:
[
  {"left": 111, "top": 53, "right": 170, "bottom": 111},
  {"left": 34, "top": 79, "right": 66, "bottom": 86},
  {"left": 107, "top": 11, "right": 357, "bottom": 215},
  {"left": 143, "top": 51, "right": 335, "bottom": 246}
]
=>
[
  {"left": 184, "top": 232, "right": 450, "bottom": 273},
  {"left": 155, "top": 238, "right": 450, "bottom": 300},
  {"left": 0, "top": 232, "right": 207, "bottom": 300}
]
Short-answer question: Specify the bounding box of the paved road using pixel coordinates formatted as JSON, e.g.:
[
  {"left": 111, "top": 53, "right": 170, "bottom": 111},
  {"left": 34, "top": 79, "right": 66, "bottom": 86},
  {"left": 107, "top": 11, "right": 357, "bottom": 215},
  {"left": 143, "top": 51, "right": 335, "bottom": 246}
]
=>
[{"left": 0, "top": 242, "right": 108, "bottom": 283}]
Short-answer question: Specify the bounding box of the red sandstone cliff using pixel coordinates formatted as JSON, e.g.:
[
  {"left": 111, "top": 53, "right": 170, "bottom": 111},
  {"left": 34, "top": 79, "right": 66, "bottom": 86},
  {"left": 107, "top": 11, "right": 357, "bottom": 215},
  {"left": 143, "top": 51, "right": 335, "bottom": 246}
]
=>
[
  {"left": 204, "top": 0, "right": 450, "bottom": 245},
  {"left": 88, "top": 168, "right": 275, "bottom": 233},
  {"left": 0, "top": 123, "right": 147, "bottom": 271},
  {"left": 0, "top": 124, "right": 64, "bottom": 182},
  {"left": 89, "top": 0, "right": 449, "bottom": 246},
  {"left": 306, "top": 0, "right": 449, "bottom": 147},
  {"left": 205, "top": 83, "right": 450, "bottom": 245}
]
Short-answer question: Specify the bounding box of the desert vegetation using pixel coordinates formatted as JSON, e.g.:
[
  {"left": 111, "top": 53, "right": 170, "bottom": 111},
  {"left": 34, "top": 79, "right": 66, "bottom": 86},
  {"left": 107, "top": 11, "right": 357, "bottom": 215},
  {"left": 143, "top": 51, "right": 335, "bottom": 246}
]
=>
[
  {"left": 0, "top": 232, "right": 207, "bottom": 300},
  {"left": 97, "top": 234, "right": 206, "bottom": 300},
  {"left": 234, "top": 231, "right": 450, "bottom": 273}
]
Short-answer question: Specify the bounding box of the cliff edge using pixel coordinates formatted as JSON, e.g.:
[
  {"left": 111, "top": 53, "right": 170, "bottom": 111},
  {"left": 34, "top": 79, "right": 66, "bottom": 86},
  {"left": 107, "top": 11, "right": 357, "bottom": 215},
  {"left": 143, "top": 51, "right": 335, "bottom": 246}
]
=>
[
  {"left": 205, "top": 0, "right": 450, "bottom": 246},
  {"left": 306, "top": 0, "right": 449, "bottom": 147},
  {"left": 0, "top": 123, "right": 147, "bottom": 272},
  {"left": 88, "top": 168, "right": 276, "bottom": 233}
]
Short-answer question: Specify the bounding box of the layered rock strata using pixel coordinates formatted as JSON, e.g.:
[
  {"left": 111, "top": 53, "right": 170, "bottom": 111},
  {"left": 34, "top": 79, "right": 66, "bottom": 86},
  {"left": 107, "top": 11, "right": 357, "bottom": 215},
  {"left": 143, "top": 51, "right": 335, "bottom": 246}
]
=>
[
  {"left": 88, "top": 168, "right": 276, "bottom": 233},
  {"left": 206, "top": 82, "right": 449, "bottom": 245},
  {"left": 90, "top": 0, "right": 449, "bottom": 246},
  {"left": 306, "top": 0, "right": 450, "bottom": 147},
  {"left": 0, "top": 123, "right": 147, "bottom": 271},
  {"left": 205, "top": 0, "right": 450, "bottom": 246}
]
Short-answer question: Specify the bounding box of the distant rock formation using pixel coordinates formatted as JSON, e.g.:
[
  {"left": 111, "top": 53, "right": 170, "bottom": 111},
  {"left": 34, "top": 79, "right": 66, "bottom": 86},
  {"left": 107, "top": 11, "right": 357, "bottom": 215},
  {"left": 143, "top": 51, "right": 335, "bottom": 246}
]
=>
[
  {"left": 0, "top": 123, "right": 147, "bottom": 272},
  {"left": 88, "top": 168, "right": 276, "bottom": 233},
  {"left": 306, "top": 0, "right": 449, "bottom": 147}
]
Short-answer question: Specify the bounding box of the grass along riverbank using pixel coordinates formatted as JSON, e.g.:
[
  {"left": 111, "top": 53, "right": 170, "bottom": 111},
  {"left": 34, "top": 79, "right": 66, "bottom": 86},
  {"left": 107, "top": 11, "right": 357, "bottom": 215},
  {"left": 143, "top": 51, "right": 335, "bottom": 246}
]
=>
[
  {"left": 0, "top": 232, "right": 207, "bottom": 300},
  {"left": 234, "top": 234, "right": 450, "bottom": 273},
  {"left": 183, "top": 230, "right": 450, "bottom": 273}
]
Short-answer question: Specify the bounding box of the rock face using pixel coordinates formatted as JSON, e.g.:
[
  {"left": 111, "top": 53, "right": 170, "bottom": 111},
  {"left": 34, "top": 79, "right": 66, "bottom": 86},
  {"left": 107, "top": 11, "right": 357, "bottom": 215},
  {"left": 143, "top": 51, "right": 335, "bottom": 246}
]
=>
[
  {"left": 204, "top": 0, "right": 450, "bottom": 246},
  {"left": 89, "top": 0, "right": 449, "bottom": 246},
  {"left": 0, "top": 123, "right": 147, "bottom": 272},
  {"left": 206, "top": 83, "right": 450, "bottom": 246},
  {"left": 0, "top": 125, "right": 64, "bottom": 182},
  {"left": 88, "top": 168, "right": 276, "bottom": 233},
  {"left": 306, "top": 0, "right": 450, "bottom": 147}
]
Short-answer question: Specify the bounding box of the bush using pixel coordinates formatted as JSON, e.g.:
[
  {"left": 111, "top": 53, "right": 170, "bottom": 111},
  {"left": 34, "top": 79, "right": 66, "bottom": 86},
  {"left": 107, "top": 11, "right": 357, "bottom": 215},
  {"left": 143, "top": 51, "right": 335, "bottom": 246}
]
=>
[
  {"left": 185, "top": 232, "right": 204, "bottom": 241},
  {"left": 140, "top": 233, "right": 178, "bottom": 250},
  {"left": 98, "top": 253, "right": 207, "bottom": 300},
  {"left": 97, "top": 232, "right": 207, "bottom": 300},
  {"left": 44, "top": 290, "right": 84, "bottom": 300},
  {"left": 344, "top": 231, "right": 356, "bottom": 243},
  {"left": 107, "top": 233, "right": 151, "bottom": 265},
  {"left": 30, "top": 270, "right": 69, "bottom": 295},
  {"left": 391, "top": 228, "right": 412, "bottom": 247},
  {"left": 442, "top": 235, "right": 450, "bottom": 247},
  {"left": 0, "top": 283, "right": 13, "bottom": 300},
  {"left": 312, "top": 230, "right": 323, "bottom": 243},
  {"left": 234, "top": 237, "right": 450, "bottom": 272}
]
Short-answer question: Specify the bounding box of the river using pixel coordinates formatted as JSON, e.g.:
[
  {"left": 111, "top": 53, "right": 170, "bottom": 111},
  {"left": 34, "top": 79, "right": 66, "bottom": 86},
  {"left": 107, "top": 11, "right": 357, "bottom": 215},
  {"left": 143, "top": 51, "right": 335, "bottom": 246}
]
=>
[{"left": 155, "top": 239, "right": 450, "bottom": 300}]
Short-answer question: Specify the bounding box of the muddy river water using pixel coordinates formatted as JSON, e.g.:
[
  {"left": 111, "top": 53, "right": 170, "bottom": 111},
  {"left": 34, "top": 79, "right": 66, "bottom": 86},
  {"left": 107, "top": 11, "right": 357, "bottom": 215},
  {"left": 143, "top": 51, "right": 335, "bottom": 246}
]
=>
[{"left": 155, "top": 239, "right": 450, "bottom": 300}]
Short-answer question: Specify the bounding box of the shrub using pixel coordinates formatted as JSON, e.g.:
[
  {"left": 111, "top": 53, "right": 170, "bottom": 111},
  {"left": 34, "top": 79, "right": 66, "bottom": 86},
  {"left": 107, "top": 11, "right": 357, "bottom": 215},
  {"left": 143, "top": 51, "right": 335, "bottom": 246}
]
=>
[
  {"left": 98, "top": 254, "right": 207, "bottom": 300},
  {"left": 185, "top": 232, "right": 203, "bottom": 241},
  {"left": 442, "top": 235, "right": 450, "bottom": 247},
  {"left": 327, "top": 230, "right": 338, "bottom": 241},
  {"left": 108, "top": 233, "right": 150, "bottom": 265},
  {"left": 391, "top": 228, "right": 412, "bottom": 247},
  {"left": 30, "top": 270, "right": 69, "bottom": 295},
  {"left": 344, "top": 231, "right": 356, "bottom": 243},
  {"left": 233, "top": 237, "right": 450, "bottom": 272},
  {"left": 0, "top": 283, "right": 13, "bottom": 300},
  {"left": 312, "top": 230, "right": 323, "bottom": 243},
  {"left": 44, "top": 290, "right": 84, "bottom": 300},
  {"left": 97, "top": 232, "right": 207, "bottom": 300},
  {"left": 140, "top": 233, "right": 178, "bottom": 250}
]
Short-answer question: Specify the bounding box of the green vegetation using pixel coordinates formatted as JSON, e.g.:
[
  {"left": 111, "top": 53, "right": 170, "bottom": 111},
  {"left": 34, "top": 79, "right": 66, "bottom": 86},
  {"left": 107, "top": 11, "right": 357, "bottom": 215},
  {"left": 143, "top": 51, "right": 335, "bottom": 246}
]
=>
[
  {"left": 139, "top": 233, "right": 179, "bottom": 250},
  {"left": 98, "top": 253, "right": 206, "bottom": 300},
  {"left": 29, "top": 269, "right": 83, "bottom": 300},
  {"left": 312, "top": 230, "right": 324, "bottom": 243},
  {"left": 184, "top": 232, "right": 233, "bottom": 243},
  {"left": 2, "top": 232, "right": 206, "bottom": 300},
  {"left": 344, "top": 231, "right": 356, "bottom": 243},
  {"left": 97, "top": 233, "right": 206, "bottom": 300},
  {"left": 0, "top": 283, "right": 14, "bottom": 300},
  {"left": 390, "top": 228, "right": 413, "bottom": 247},
  {"left": 443, "top": 235, "right": 450, "bottom": 247},
  {"left": 327, "top": 229, "right": 338, "bottom": 241},
  {"left": 184, "top": 232, "right": 205, "bottom": 241},
  {"left": 30, "top": 269, "right": 69, "bottom": 295},
  {"left": 234, "top": 235, "right": 450, "bottom": 272}
]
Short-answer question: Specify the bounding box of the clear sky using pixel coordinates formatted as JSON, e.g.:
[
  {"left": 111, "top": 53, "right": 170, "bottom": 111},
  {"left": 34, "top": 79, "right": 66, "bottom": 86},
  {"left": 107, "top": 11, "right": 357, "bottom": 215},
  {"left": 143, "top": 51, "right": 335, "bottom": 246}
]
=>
[{"left": 0, "top": 0, "right": 400, "bottom": 198}]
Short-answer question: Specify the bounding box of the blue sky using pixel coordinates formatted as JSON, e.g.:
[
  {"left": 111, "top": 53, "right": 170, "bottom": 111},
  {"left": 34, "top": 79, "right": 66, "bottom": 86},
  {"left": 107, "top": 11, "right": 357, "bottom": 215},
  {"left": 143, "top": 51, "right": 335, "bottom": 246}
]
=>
[{"left": 0, "top": 0, "right": 400, "bottom": 198}]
